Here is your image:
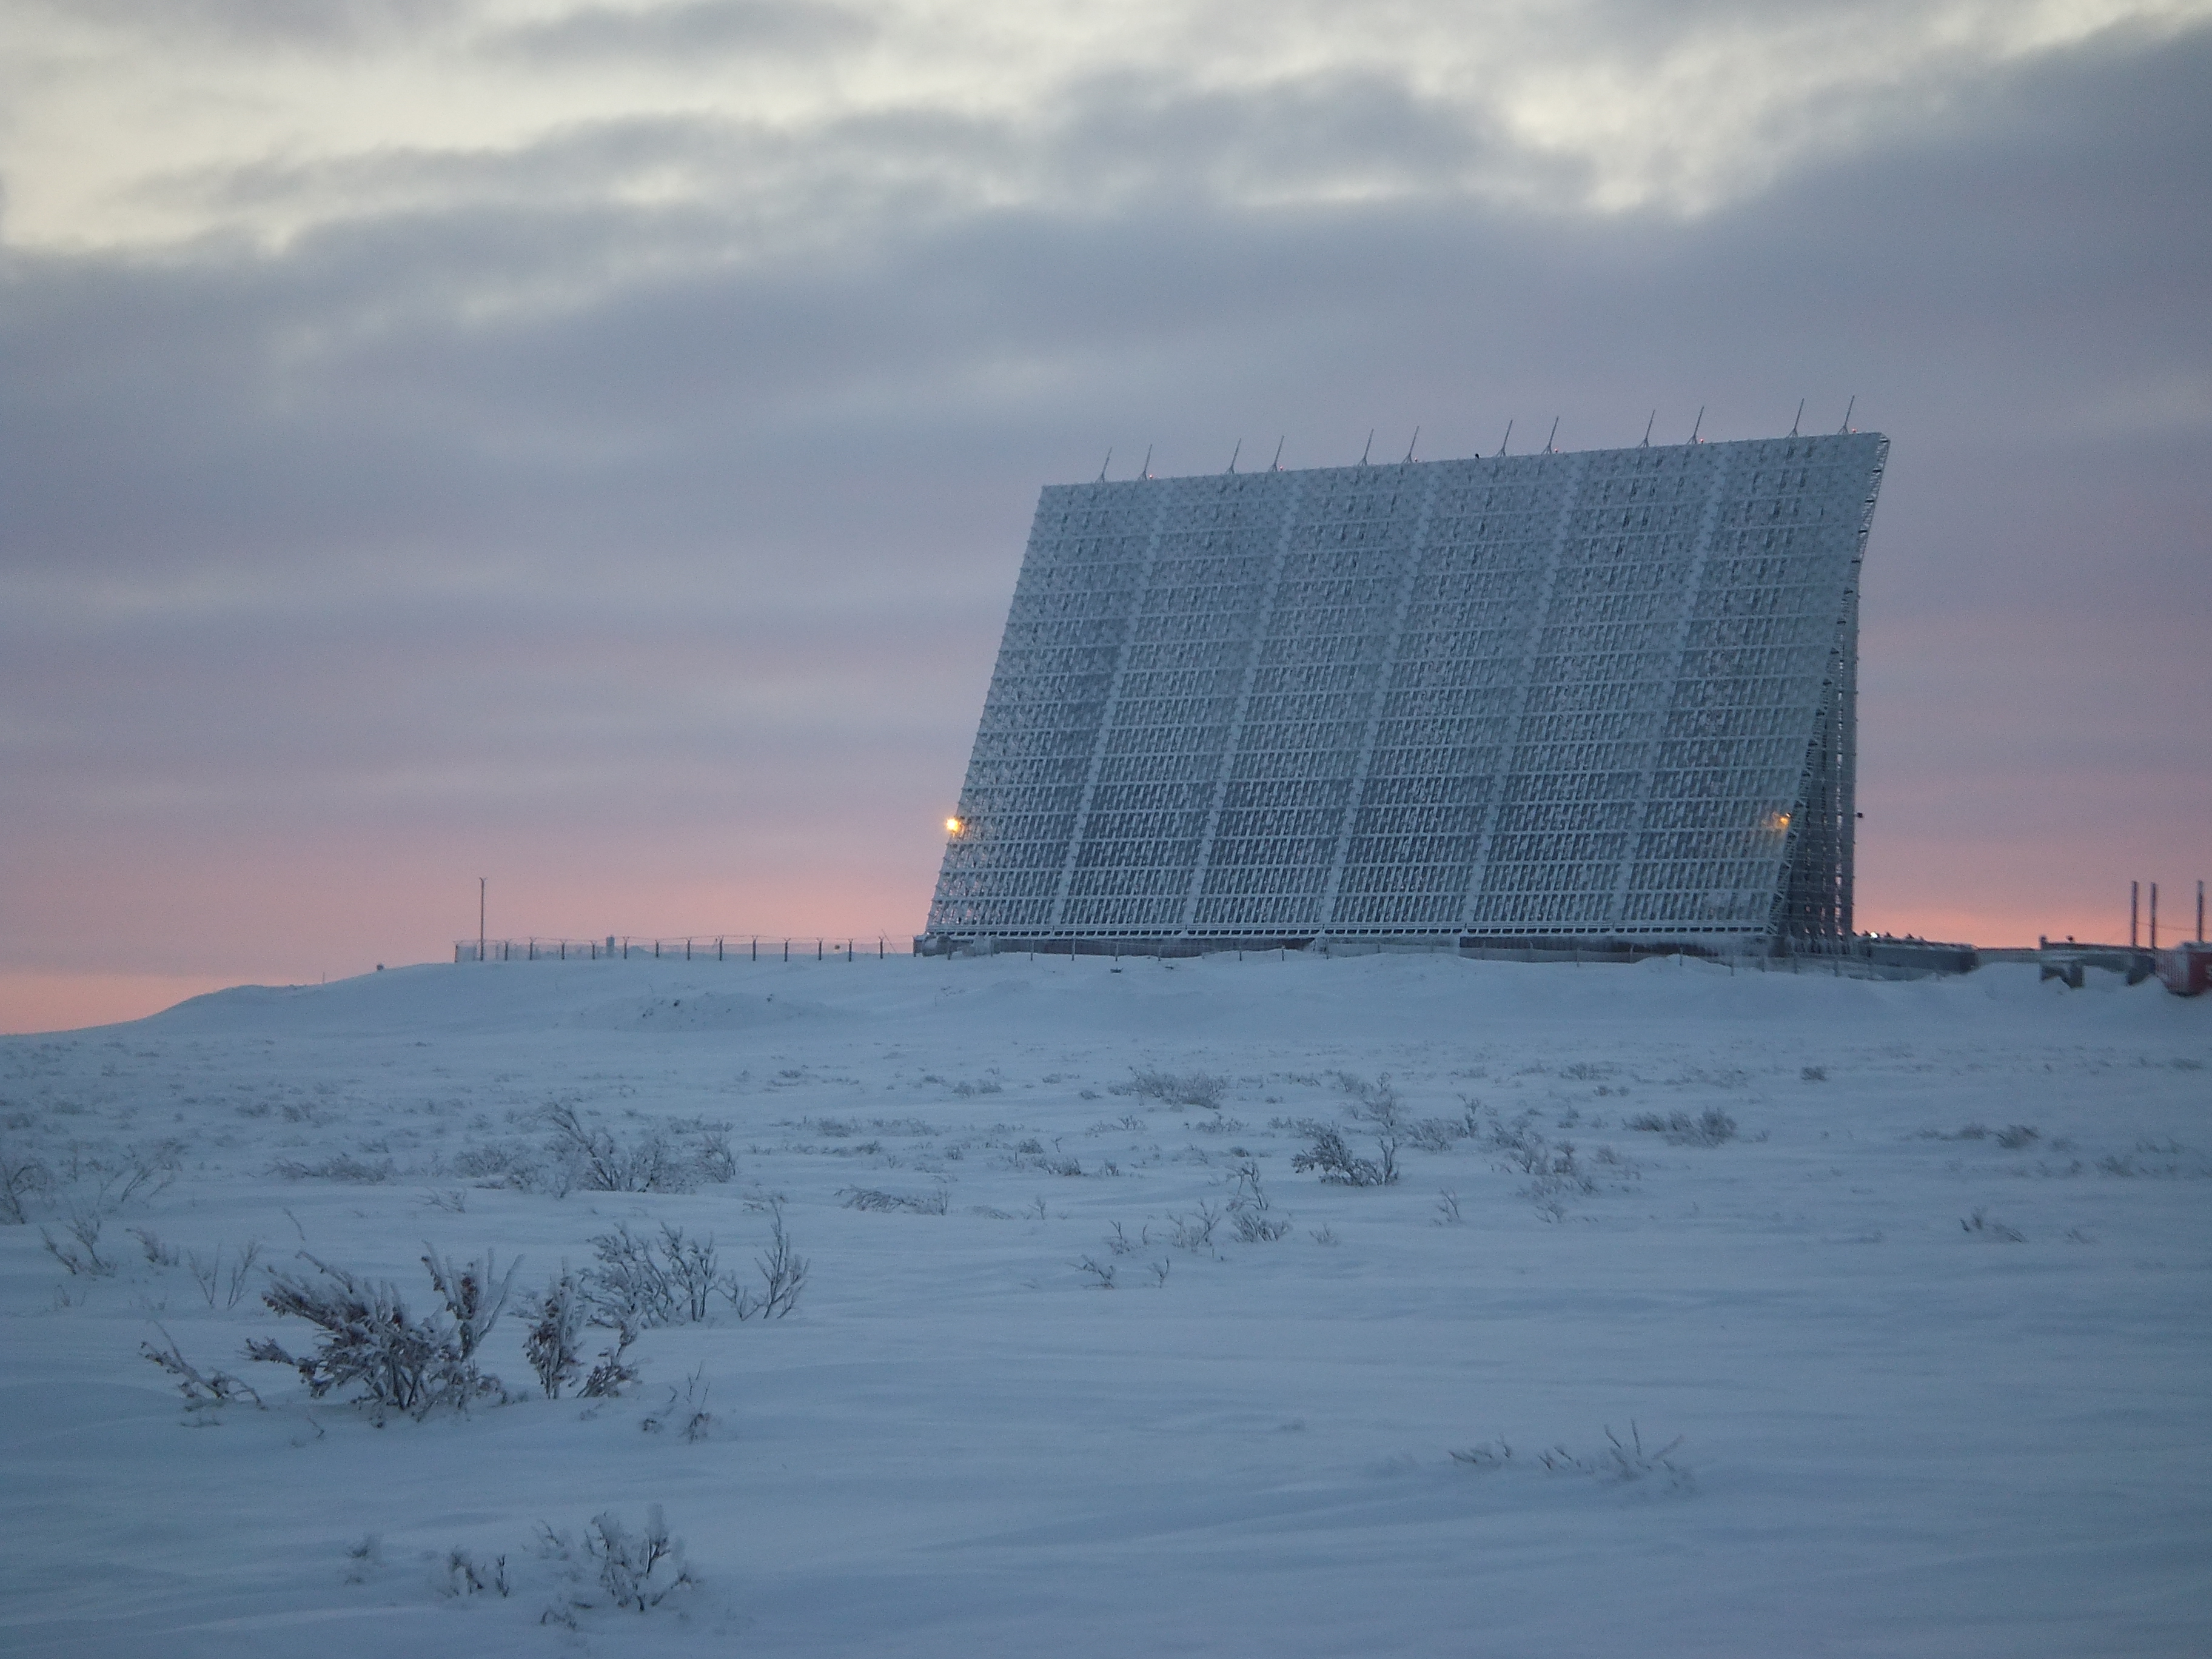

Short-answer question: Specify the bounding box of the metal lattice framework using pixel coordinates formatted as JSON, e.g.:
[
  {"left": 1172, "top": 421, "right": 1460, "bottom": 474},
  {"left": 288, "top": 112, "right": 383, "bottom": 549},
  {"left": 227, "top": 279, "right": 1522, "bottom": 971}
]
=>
[{"left": 925, "top": 432, "right": 1887, "bottom": 952}]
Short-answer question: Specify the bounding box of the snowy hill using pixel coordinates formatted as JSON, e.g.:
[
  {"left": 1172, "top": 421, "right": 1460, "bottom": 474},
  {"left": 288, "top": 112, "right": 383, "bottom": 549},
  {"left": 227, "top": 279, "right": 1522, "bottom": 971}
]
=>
[{"left": 2, "top": 953, "right": 2207, "bottom": 1657}]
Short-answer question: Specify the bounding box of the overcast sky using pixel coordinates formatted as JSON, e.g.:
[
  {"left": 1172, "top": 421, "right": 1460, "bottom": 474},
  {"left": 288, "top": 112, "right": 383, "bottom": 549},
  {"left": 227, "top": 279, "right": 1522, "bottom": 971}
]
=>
[{"left": 4, "top": 0, "right": 2208, "bottom": 1029}]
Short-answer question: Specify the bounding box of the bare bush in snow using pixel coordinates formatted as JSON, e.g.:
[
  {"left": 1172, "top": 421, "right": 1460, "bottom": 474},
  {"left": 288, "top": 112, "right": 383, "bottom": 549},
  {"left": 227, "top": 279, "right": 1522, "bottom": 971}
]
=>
[
  {"left": 1125, "top": 1069, "right": 1228, "bottom": 1110},
  {"left": 1331, "top": 1071, "right": 1401, "bottom": 1130},
  {"left": 538, "top": 1506, "right": 694, "bottom": 1618},
  {"left": 538, "top": 1105, "right": 734, "bottom": 1195},
  {"left": 723, "top": 1205, "right": 807, "bottom": 1320},
  {"left": 578, "top": 1224, "right": 688, "bottom": 1330},
  {"left": 640, "top": 1366, "right": 714, "bottom": 1441},
  {"left": 247, "top": 1246, "right": 517, "bottom": 1419},
  {"left": 1165, "top": 1201, "right": 1224, "bottom": 1252},
  {"left": 142, "top": 1326, "right": 264, "bottom": 1411},
  {"left": 523, "top": 1272, "right": 589, "bottom": 1397},
  {"left": 439, "top": 1549, "right": 510, "bottom": 1598},
  {"left": 839, "top": 1184, "right": 948, "bottom": 1215},
  {"left": 1227, "top": 1161, "right": 1292, "bottom": 1241},
  {"left": 0, "top": 1146, "right": 53, "bottom": 1224},
  {"left": 183, "top": 1241, "right": 264, "bottom": 1308},
  {"left": 1291, "top": 1122, "right": 1399, "bottom": 1187},
  {"left": 42, "top": 1207, "right": 118, "bottom": 1275},
  {"left": 1962, "top": 1208, "right": 2026, "bottom": 1242},
  {"left": 1624, "top": 1108, "right": 1738, "bottom": 1147},
  {"left": 271, "top": 1153, "right": 397, "bottom": 1183}
]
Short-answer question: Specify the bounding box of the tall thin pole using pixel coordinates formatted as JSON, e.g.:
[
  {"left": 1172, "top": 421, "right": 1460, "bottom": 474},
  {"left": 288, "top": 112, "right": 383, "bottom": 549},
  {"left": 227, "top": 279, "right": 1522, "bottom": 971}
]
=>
[
  {"left": 479, "top": 877, "right": 486, "bottom": 963},
  {"left": 2150, "top": 883, "right": 2159, "bottom": 951},
  {"left": 2130, "top": 880, "right": 2139, "bottom": 948},
  {"left": 2198, "top": 879, "right": 2204, "bottom": 943}
]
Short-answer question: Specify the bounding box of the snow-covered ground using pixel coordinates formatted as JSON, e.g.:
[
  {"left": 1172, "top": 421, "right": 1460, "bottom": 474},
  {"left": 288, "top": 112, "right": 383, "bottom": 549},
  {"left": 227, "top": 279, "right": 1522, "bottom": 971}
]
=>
[{"left": 1, "top": 951, "right": 2207, "bottom": 1657}]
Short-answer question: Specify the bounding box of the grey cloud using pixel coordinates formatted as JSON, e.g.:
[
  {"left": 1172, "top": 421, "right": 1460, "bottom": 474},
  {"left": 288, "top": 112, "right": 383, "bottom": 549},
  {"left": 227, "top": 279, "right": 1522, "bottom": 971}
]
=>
[
  {"left": 3, "top": 24, "right": 2207, "bottom": 970},
  {"left": 30, "top": 0, "right": 472, "bottom": 49},
  {"left": 488, "top": 0, "right": 873, "bottom": 62}
]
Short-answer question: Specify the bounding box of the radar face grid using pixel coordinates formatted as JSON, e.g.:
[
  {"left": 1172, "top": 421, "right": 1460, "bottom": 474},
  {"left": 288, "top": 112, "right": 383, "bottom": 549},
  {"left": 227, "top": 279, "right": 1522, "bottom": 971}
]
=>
[{"left": 928, "top": 432, "right": 1886, "bottom": 951}]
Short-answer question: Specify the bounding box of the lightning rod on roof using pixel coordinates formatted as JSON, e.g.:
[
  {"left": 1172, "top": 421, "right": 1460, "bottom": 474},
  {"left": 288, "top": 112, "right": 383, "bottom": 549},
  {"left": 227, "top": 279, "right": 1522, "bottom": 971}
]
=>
[
  {"left": 1791, "top": 398, "right": 1805, "bottom": 437},
  {"left": 1497, "top": 420, "right": 1512, "bottom": 456},
  {"left": 1641, "top": 410, "right": 1656, "bottom": 447},
  {"left": 1098, "top": 448, "right": 1112, "bottom": 482},
  {"left": 1840, "top": 395, "right": 1855, "bottom": 434},
  {"left": 1690, "top": 406, "right": 1705, "bottom": 444},
  {"left": 1141, "top": 444, "right": 1153, "bottom": 479},
  {"left": 1544, "top": 416, "right": 1560, "bottom": 454},
  {"left": 1226, "top": 438, "right": 1241, "bottom": 474},
  {"left": 1404, "top": 426, "right": 1419, "bottom": 464},
  {"left": 1359, "top": 429, "right": 1374, "bottom": 466},
  {"left": 1270, "top": 437, "right": 1285, "bottom": 472}
]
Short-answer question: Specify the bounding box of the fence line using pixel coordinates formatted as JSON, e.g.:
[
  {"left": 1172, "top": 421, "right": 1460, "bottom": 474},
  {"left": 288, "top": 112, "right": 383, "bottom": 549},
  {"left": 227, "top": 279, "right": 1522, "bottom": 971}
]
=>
[
  {"left": 455, "top": 936, "right": 911, "bottom": 964},
  {"left": 455, "top": 933, "right": 1962, "bottom": 981}
]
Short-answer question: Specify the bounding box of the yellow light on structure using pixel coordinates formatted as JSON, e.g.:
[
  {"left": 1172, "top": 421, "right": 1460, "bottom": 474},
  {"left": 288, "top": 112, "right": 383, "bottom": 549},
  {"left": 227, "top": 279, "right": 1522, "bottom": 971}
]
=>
[
  {"left": 945, "top": 817, "right": 964, "bottom": 834},
  {"left": 1770, "top": 811, "right": 1792, "bottom": 831}
]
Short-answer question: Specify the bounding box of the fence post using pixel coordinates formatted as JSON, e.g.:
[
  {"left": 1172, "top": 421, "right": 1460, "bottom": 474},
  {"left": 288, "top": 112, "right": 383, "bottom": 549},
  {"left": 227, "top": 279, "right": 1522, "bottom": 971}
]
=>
[
  {"left": 817, "top": 939, "right": 823, "bottom": 961},
  {"left": 751, "top": 937, "right": 757, "bottom": 962},
  {"left": 717, "top": 936, "right": 723, "bottom": 962},
  {"left": 783, "top": 939, "right": 789, "bottom": 962}
]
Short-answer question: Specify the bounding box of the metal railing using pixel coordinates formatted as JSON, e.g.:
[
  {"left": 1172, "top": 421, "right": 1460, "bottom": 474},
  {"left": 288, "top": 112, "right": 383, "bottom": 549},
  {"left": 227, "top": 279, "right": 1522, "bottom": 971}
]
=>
[{"left": 455, "top": 936, "right": 913, "bottom": 964}]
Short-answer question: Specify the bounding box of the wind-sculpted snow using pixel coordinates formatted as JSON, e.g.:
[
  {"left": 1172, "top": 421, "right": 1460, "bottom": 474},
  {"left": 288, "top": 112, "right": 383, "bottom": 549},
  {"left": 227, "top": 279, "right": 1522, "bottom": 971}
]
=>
[{"left": 0, "top": 953, "right": 2205, "bottom": 1657}]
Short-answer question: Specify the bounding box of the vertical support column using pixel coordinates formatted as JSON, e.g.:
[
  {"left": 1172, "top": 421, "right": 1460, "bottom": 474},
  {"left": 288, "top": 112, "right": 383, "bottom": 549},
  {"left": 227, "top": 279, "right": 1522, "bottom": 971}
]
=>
[
  {"left": 1460, "top": 454, "right": 1589, "bottom": 929},
  {"left": 1609, "top": 446, "right": 1729, "bottom": 928},
  {"left": 1049, "top": 484, "right": 1175, "bottom": 931},
  {"left": 1179, "top": 475, "right": 1304, "bottom": 930},
  {"left": 1317, "top": 466, "right": 1438, "bottom": 931}
]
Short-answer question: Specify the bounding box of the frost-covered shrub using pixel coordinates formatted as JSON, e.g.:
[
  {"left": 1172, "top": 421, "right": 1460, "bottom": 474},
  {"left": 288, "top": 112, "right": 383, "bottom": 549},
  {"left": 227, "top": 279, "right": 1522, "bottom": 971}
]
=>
[
  {"left": 577, "top": 1212, "right": 807, "bottom": 1333},
  {"left": 439, "top": 1549, "right": 509, "bottom": 1598},
  {"left": 1962, "top": 1208, "right": 2025, "bottom": 1242},
  {"left": 41, "top": 1207, "right": 118, "bottom": 1275},
  {"left": 538, "top": 1506, "right": 694, "bottom": 1618},
  {"left": 726, "top": 1206, "right": 808, "bottom": 1320},
  {"left": 247, "top": 1246, "right": 517, "bottom": 1419},
  {"left": 1126, "top": 1069, "right": 1228, "bottom": 1110},
  {"left": 270, "top": 1153, "right": 396, "bottom": 1184},
  {"left": 1291, "top": 1123, "right": 1399, "bottom": 1187},
  {"left": 538, "top": 1105, "right": 733, "bottom": 1195},
  {"left": 580, "top": 1224, "right": 690, "bottom": 1330},
  {"left": 0, "top": 1146, "right": 52, "bottom": 1224},
  {"left": 523, "top": 1272, "right": 589, "bottom": 1397},
  {"left": 1403, "top": 1112, "right": 1478, "bottom": 1153},
  {"left": 1226, "top": 1160, "right": 1292, "bottom": 1241},
  {"left": 1330, "top": 1071, "right": 1401, "bottom": 1128},
  {"left": 839, "top": 1184, "right": 948, "bottom": 1215},
  {"left": 142, "top": 1326, "right": 264, "bottom": 1411},
  {"left": 1624, "top": 1108, "right": 1737, "bottom": 1147}
]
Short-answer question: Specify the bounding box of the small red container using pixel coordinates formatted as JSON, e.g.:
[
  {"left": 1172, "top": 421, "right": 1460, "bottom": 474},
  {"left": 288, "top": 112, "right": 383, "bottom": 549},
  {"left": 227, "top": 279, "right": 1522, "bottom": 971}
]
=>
[{"left": 2156, "top": 942, "right": 2212, "bottom": 997}]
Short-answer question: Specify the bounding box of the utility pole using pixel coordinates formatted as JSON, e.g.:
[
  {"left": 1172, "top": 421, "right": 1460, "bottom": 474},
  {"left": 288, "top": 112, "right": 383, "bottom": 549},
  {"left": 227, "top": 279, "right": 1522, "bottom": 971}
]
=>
[{"left": 480, "top": 877, "right": 487, "bottom": 964}]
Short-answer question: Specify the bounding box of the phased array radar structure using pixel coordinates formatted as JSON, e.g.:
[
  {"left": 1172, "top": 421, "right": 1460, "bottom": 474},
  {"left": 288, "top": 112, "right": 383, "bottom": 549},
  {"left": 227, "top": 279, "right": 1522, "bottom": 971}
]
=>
[{"left": 922, "top": 430, "right": 1887, "bottom": 958}]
